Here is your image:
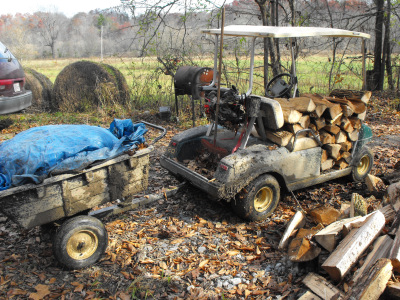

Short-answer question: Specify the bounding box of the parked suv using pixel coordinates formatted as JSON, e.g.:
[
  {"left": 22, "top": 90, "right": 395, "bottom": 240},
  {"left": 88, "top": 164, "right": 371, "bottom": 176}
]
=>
[{"left": 0, "top": 41, "right": 32, "bottom": 114}]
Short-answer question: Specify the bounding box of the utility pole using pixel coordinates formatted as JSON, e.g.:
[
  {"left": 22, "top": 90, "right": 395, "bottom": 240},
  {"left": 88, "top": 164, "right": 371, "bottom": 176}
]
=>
[{"left": 101, "top": 25, "right": 104, "bottom": 61}]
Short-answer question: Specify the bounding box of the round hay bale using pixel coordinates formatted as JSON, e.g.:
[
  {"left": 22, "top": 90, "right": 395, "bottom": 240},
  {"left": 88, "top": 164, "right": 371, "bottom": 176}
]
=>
[
  {"left": 53, "top": 60, "right": 131, "bottom": 112},
  {"left": 24, "top": 67, "right": 54, "bottom": 112}
]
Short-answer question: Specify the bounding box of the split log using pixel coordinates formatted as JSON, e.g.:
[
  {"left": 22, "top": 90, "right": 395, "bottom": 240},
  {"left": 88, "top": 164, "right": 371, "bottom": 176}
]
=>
[
  {"left": 321, "top": 149, "right": 329, "bottom": 163},
  {"left": 309, "top": 123, "right": 317, "bottom": 133},
  {"left": 382, "top": 169, "right": 400, "bottom": 185},
  {"left": 302, "top": 273, "right": 344, "bottom": 300},
  {"left": 389, "top": 226, "right": 400, "bottom": 272},
  {"left": 309, "top": 206, "right": 340, "bottom": 226},
  {"left": 278, "top": 211, "right": 306, "bottom": 250},
  {"left": 344, "top": 258, "right": 392, "bottom": 300},
  {"left": 322, "top": 211, "right": 386, "bottom": 282},
  {"left": 265, "top": 130, "right": 293, "bottom": 147},
  {"left": 302, "top": 93, "right": 327, "bottom": 117},
  {"left": 314, "top": 216, "right": 361, "bottom": 252},
  {"left": 329, "top": 89, "right": 372, "bottom": 104},
  {"left": 335, "top": 131, "right": 348, "bottom": 144},
  {"left": 340, "top": 140, "right": 352, "bottom": 152},
  {"left": 313, "top": 117, "right": 326, "bottom": 130},
  {"left": 325, "top": 96, "right": 366, "bottom": 114},
  {"left": 335, "top": 158, "right": 349, "bottom": 170},
  {"left": 286, "top": 123, "right": 304, "bottom": 134},
  {"left": 282, "top": 107, "right": 303, "bottom": 124},
  {"left": 341, "top": 104, "right": 354, "bottom": 117},
  {"left": 341, "top": 151, "right": 352, "bottom": 164},
  {"left": 384, "top": 282, "right": 400, "bottom": 299},
  {"left": 321, "top": 159, "right": 334, "bottom": 171},
  {"left": 275, "top": 97, "right": 316, "bottom": 113},
  {"left": 324, "top": 144, "right": 341, "bottom": 160},
  {"left": 347, "top": 129, "right": 359, "bottom": 142},
  {"left": 357, "top": 111, "right": 367, "bottom": 121},
  {"left": 350, "top": 193, "right": 368, "bottom": 217},
  {"left": 379, "top": 205, "right": 395, "bottom": 224},
  {"left": 298, "top": 291, "right": 322, "bottom": 300},
  {"left": 365, "top": 174, "right": 385, "bottom": 193},
  {"left": 352, "top": 235, "right": 393, "bottom": 283},
  {"left": 288, "top": 137, "right": 319, "bottom": 152},
  {"left": 288, "top": 225, "right": 323, "bottom": 262},
  {"left": 386, "top": 182, "right": 400, "bottom": 211},
  {"left": 329, "top": 112, "right": 343, "bottom": 125},
  {"left": 299, "top": 115, "right": 310, "bottom": 129},
  {"left": 349, "top": 116, "right": 362, "bottom": 130},
  {"left": 324, "top": 124, "right": 340, "bottom": 135},
  {"left": 319, "top": 130, "right": 335, "bottom": 145},
  {"left": 340, "top": 117, "right": 354, "bottom": 133}
]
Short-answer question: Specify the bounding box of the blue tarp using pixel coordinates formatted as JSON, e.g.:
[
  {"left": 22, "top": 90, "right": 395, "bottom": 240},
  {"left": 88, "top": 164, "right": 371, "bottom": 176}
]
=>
[{"left": 0, "top": 119, "right": 147, "bottom": 191}]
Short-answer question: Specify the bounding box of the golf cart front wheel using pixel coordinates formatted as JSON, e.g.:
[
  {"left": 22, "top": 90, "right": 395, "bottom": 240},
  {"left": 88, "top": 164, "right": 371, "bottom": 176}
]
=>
[
  {"left": 351, "top": 147, "right": 373, "bottom": 182},
  {"left": 232, "top": 174, "right": 280, "bottom": 221},
  {"left": 53, "top": 215, "right": 108, "bottom": 269}
]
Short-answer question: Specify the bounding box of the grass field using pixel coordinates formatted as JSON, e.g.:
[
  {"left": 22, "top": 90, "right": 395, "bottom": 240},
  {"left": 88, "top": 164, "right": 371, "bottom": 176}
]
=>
[{"left": 22, "top": 53, "right": 372, "bottom": 100}]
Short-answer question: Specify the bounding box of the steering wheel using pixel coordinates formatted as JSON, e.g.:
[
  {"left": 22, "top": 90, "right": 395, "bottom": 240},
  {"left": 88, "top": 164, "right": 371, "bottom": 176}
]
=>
[{"left": 265, "top": 73, "right": 294, "bottom": 98}]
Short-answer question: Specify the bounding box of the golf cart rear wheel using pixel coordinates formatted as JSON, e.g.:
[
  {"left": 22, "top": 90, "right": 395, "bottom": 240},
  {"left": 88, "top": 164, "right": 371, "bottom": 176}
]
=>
[
  {"left": 351, "top": 147, "right": 373, "bottom": 182},
  {"left": 232, "top": 174, "right": 280, "bottom": 221},
  {"left": 53, "top": 215, "right": 108, "bottom": 269}
]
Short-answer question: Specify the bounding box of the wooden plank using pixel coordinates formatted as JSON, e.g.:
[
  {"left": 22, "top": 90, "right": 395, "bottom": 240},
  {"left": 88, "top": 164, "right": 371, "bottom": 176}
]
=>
[
  {"left": 352, "top": 235, "right": 393, "bottom": 283},
  {"left": 302, "top": 273, "right": 344, "bottom": 300},
  {"left": 278, "top": 211, "right": 306, "bottom": 250},
  {"left": 344, "top": 258, "right": 392, "bottom": 300},
  {"left": 322, "top": 211, "right": 386, "bottom": 282}
]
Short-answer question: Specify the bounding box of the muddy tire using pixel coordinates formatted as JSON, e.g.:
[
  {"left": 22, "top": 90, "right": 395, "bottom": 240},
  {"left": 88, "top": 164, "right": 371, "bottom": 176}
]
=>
[
  {"left": 53, "top": 215, "right": 108, "bottom": 269},
  {"left": 232, "top": 174, "right": 280, "bottom": 221},
  {"left": 351, "top": 147, "right": 373, "bottom": 182}
]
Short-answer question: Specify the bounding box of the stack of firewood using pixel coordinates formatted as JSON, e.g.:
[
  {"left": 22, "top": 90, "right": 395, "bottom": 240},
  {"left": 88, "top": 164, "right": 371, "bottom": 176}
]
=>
[
  {"left": 263, "top": 89, "right": 372, "bottom": 172},
  {"left": 278, "top": 183, "right": 400, "bottom": 299}
]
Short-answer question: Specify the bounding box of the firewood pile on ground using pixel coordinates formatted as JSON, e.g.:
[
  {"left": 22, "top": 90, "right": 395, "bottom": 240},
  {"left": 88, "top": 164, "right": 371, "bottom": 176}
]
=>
[{"left": 279, "top": 169, "right": 400, "bottom": 299}]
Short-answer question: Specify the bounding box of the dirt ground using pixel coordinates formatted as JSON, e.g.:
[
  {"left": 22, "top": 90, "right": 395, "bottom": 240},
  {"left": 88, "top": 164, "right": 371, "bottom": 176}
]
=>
[{"left": 0, "top": 94, "right": 399, "bottom": 299}]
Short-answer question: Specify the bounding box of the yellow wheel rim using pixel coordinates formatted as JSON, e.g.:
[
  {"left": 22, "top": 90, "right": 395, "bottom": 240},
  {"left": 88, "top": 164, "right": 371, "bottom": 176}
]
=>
[
  {"left": 254, "top": 187, "right": 273, "bottom": 212},
  {"left": 357, "top": 155, "right": 370, "bottom": 176},
  {"left": 66, "top": 230, "right": 98, "bottom": 260}
]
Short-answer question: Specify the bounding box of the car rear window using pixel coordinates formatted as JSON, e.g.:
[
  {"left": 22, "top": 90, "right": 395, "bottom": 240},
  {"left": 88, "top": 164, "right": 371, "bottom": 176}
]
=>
[{"left": 0, "top": 41, "right": 16, "bottom": 60}]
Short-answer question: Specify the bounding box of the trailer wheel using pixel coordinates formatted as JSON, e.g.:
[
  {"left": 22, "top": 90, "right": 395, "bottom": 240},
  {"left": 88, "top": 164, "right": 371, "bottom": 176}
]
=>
[
  {"left": 53, "top": 215, "right": 108, "bottom": 269},
  {"left": 232, "top": 174, "right": 280, "bottom": 221},
  {"left": 351, "top": 147, "right": 373, "bottom": 182}
]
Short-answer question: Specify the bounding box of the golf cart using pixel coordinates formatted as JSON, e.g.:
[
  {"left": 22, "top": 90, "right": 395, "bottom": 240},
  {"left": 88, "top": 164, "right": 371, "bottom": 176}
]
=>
[{"left": 160, "top": 25, "right": 373, "bottom": 221}]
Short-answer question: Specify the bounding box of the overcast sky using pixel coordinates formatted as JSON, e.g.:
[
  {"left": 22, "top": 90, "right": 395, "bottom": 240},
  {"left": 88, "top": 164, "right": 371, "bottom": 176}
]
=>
[{"left": 1, "top": 0, "right": 124, "bottom": 17}]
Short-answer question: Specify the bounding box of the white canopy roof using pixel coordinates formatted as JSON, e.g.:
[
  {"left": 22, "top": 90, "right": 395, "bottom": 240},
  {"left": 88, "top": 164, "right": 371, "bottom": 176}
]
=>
[{"left": 202, "top": 25, "right": 370, "bottom": 39}]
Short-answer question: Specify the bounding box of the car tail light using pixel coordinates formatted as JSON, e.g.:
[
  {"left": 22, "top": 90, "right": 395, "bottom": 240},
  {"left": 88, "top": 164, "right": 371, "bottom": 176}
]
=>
[
  {"left": 219, "top": 163, "right": 229, "bottom": 171},
  {"left": 0, "top": 79, "right": 13, "bottom": 90}
]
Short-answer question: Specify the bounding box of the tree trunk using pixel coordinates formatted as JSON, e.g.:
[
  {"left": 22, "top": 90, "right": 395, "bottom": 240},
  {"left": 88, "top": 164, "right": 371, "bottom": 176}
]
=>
[
  {"left": 384, "top": 0, "right": 393, "bottom": 90},
  {"left": 372, "top": 0, "right": 385, "bottom": 91}
]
